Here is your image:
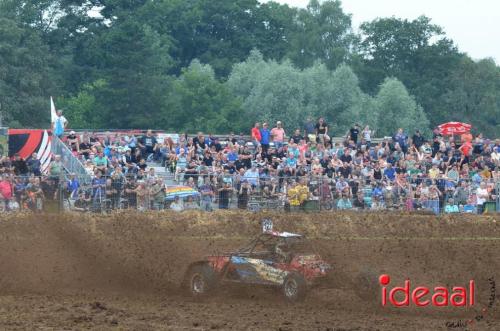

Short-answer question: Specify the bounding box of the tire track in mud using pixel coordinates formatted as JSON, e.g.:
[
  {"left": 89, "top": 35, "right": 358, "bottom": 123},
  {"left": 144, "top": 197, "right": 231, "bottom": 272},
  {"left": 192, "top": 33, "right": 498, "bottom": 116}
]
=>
[{"left": 0, "top": 211, "right": 498, "bottom": 324}]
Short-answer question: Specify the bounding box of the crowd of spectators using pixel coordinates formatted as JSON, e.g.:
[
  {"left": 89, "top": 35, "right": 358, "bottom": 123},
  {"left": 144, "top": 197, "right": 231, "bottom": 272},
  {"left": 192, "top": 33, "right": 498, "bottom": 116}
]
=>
[{"left": 1, "top": 118, "right": 499, "bottom": 214}]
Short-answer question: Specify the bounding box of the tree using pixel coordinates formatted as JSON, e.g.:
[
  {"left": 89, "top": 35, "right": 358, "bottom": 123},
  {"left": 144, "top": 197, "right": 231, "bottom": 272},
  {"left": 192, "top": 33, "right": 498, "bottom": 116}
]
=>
[
  {"left": 436, "top": 58, "right": 500, "bottom": 137},
  {"left": 57, "top": 79, "right": 107, "bottom": 129},
  {"left": 374, "top": 78, "right": 430, "bottom": 136},
  {"left": 0, "top": 17, "right": 52, "bottom": 128},
  {"left": 355, "top": 16, "right": 463, "bottom": 129},
  {"left": 286, "top": 0, "right": 355, "bottom": 70},
  {"left": 78, "top": 20, "right": 173, "bottom": 128},
  {"left": 166, "top": 60, "right": 242, "bottom": 133}
]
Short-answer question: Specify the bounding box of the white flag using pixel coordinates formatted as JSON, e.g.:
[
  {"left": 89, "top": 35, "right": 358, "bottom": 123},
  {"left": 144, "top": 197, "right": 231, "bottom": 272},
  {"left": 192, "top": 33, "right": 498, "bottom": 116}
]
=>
[{"left": 50, "top": 96, "right": 57, "bottom": 124}]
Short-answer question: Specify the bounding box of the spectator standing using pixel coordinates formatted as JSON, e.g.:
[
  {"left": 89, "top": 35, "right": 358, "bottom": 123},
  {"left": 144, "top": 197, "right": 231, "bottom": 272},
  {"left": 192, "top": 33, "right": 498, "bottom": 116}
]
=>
[
  {"left": 237, "top": 180, "right": 252, "bottom": 209},
  {"left": 49, "top": 155, "right": 63, "bottom": 180},
  {"left": 0, "top": 175, "right": 13, "bottom": 211},
  {"left": 271, "top": 121, "right": 286, "bottom": 148},
  {"left": 67, "top": 173, "right": 80, "bottom": 201},
  {"left": 27, "top": 152, "right": 41, "bottom": 176},
  {"left": 362, "top": 125, "right": 373, "bottom": 145},
  {"left": 218, "top": 182, "right": 233, "bottom": 209},
  {"left": 476, "top": 182, "right": 489, "bottom": 213},
  {"left": 52, "top": 110, "right": 68, "bottom": 138},
  {"left": 315, "top": 117, "right": 329, "bottom": 145},
  {"left": 260, "top": 123, "right": 271, "bottom": 153},
  {"left": 12, "top": 154, "right": 29, "bottom": 176},
  {"left": 91, "top": 171, "right": 106, "bottom": 211},
  {"left": 303, "top": 117, "right": 316, "bottom": 143},
  {"left": 393, "top": 128, "right": 408, "bottom": 153},
  {"left": 251, "top": 123, "right": 262, "bottom": 147},
  {"left": 349, "top": 124, "right": 360, "bottom": 144},
  {"left": 199, "top": 179, "right": 215, "bottom": 211},
  {"left": 412, "top": 130, "right": 425, "bottom": 150}
]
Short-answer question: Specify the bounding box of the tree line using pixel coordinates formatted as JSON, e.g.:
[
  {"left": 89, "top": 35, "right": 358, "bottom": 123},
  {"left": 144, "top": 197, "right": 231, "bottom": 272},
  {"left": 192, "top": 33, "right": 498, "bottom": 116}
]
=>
[{"left": 0, "top": 0, "right": 498, "bottom": 137}]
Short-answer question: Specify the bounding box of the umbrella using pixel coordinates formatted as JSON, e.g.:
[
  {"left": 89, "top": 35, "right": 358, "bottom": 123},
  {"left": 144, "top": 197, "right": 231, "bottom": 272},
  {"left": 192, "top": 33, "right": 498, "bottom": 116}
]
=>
[
  {"left": 437, "top": 122, "right": 472, "bottom": 135},
  {"left": 165, "top": 186, "right": 200, "bottom": 200}
]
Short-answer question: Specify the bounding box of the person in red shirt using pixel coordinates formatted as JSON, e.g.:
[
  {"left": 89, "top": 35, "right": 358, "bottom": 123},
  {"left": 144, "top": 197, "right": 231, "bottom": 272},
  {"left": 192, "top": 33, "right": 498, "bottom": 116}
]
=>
[
  {"left": 459, "top": 140, "right": 472, "bottom": 156},
  {"left": 0, "top": 175, "right": 13, "bottom": 211},
  {"left": 251, "top": 122, "right": 262, "bottom": 147}
]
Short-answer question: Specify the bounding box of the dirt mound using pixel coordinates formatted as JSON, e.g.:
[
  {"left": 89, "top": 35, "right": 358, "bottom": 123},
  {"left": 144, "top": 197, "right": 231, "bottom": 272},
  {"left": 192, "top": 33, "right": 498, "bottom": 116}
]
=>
[{"left": 0, "top": 211, "right": 499, "bottom": 330}]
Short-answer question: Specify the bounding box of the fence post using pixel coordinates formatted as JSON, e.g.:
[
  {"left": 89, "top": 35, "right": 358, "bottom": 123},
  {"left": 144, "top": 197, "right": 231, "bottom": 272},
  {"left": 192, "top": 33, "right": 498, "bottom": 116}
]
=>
[
  {"left": 59, "top": 171, "right": 64, "bottom": 213},
  {"left": 496, "top": 181, "right": 500, "bottom": 212}
]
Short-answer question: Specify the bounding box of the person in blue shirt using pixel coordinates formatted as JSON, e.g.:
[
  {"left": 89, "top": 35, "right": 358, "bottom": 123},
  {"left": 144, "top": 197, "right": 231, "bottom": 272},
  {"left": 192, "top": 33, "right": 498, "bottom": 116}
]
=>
[
  {"left": 393, "top": 128, "right": 408, "bottom": 153},
  {"left": 337, "top": 194, "right": 353, "bottom": 210},
  {"left": 260, "top": 122, "right": 271, "bottom": 153},
  {"left": 384, "top": 164, "right": 396, "bottom": 182},
  {"left": 67, "top": 174, "right": 80, "bottom": 200}
]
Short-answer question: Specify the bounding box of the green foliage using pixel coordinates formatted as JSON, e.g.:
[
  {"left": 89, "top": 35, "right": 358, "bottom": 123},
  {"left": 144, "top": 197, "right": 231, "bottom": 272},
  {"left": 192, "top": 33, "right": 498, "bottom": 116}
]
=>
[
  {"left": 57, "top": 79, "right": 107, "bottom": 129},
  {"left": 166, "top": 60, "right": 242, "bottom": 133},
  {"left": 227, "top": 51, "right": 380, "bottom": 135},
  {"left": 0, "top": 17, "right": 52, "bottom": 128},
  {"left": 0, "top": 0, "right": 498, "bottom": 137},
  {"left": 374, "top": 78, "right": 430, "bottom": 137}
]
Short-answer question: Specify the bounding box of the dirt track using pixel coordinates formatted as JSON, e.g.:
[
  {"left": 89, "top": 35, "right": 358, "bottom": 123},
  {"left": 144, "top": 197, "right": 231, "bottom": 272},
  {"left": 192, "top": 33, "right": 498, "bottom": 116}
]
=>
[{"left": 1, "top": 211, "right": 499, "bottom": 330}]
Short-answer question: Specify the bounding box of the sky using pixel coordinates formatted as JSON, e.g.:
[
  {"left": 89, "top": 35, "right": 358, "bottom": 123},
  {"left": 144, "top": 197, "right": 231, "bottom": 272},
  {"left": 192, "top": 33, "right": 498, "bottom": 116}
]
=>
[{"left": 262, "top": 0, "right": 499, "bottom": 63}]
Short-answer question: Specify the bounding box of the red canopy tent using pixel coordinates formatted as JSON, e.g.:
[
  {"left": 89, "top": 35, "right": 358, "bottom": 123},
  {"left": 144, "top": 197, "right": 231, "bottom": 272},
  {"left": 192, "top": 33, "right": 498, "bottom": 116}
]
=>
[{"left": 437, "top": 122, "right": 472, "bottom": 135}]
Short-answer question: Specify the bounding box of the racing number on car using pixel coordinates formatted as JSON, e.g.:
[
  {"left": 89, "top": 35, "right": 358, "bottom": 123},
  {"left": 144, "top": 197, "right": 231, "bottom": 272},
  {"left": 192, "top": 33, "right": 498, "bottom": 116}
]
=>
[{"left": 262, "top": 219, "right": 273, "bottom": 233}]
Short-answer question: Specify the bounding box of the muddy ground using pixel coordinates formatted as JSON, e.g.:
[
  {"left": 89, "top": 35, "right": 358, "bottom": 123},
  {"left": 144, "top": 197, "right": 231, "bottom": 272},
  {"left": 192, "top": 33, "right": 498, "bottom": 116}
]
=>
[{"left": 0, "top": 211, "right": 499, "bottom": 330}]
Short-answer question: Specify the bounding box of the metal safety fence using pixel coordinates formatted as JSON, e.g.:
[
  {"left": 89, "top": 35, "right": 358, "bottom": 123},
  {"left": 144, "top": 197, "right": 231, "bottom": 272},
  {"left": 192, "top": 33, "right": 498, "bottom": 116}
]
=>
[{"left": 0, "top": 173, "right": 498, "bottom": 215}]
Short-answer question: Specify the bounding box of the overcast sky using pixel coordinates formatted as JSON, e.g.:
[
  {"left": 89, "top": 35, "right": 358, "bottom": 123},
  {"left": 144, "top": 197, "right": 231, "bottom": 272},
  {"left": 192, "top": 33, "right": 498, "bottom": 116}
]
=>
[{"left": 262, "top": 0, "right": 499, "bottom": 63}]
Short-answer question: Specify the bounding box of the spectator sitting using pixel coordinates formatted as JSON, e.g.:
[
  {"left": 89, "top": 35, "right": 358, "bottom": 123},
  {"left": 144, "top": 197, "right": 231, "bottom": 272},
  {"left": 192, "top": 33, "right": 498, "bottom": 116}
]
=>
[
  {"left": 444, "top": 198, "right": 459, "bottom": 213},
  {"left": 337, "top": 193, "right": 352, "bottom": 210},
  {"left": 170, "top": 196, "right": 184, "bottom": 212},
  {"left": 244, "top": 165, "right": 259, "bottom": 188},
  {"left": 184, "top": 196, "right": 198, "bottom": 210},
  {"left": 73, "top": 191, "right": 90, "bottom": 212},
  {"left": 353, "top": 192, "right": 366, "bottom": 209}
]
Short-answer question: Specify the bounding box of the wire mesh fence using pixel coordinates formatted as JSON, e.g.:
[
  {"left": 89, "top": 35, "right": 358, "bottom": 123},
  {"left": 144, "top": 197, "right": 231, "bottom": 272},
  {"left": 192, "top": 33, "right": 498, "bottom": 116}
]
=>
[{"left": 0, "top": 172, "right": 498, "bottom": 215}]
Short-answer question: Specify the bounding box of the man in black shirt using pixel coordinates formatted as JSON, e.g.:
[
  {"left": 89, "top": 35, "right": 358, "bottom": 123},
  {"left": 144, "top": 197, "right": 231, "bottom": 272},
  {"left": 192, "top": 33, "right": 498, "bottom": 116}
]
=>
[
  {"left": 340, "top": 148, "right": 352, "bottom": 164},
  {"left": 315, "top": 117, "right": 329, "bottom": 145},
  {"left": 338, "top": 162, "right": 351, "bottom": 179},
  {"left": 290, "top": 129, "right": 303, "bottom": 144},
  {"left": 411, "top": 130, "right": 425, "bottom": 149},
  {"left": 193, "top": 132, "right": 206, "bottom": 151},
  {"left": 349, "top": 124, "right": 360, "bottom": 144},
  {"left": 138, "top": 130, "right": 158, "bottom": 158},
  {"left": 12, "top": 154, "right": 29, "bottom": 176},
  {"left": 234, "top": 155, "right": 247, "bottom": 171}
]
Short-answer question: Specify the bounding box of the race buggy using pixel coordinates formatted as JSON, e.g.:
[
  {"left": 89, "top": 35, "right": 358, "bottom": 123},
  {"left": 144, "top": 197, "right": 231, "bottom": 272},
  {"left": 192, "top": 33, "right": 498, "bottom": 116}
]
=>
[{"left": 183, "top": 220, "right": 332, "bottom": 302}]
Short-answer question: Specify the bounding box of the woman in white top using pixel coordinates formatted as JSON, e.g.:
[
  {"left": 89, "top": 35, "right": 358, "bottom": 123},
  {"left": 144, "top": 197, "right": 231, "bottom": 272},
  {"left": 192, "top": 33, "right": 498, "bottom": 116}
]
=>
[
  {"left": 475, "top": 182, "right": 489, "bottom": 207},
  {"left": 362, "top": 125, "right": 373, "bottom": 144}
]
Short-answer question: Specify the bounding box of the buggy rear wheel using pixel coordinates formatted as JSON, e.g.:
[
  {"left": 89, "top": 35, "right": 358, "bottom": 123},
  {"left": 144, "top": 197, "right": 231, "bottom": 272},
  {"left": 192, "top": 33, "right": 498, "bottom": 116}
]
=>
[
  {"left": 282, "top": 273, "right": 307, "bottom": 302},
  {"left": 186, "top": 264, "right": 217, "bottom": 297}
]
